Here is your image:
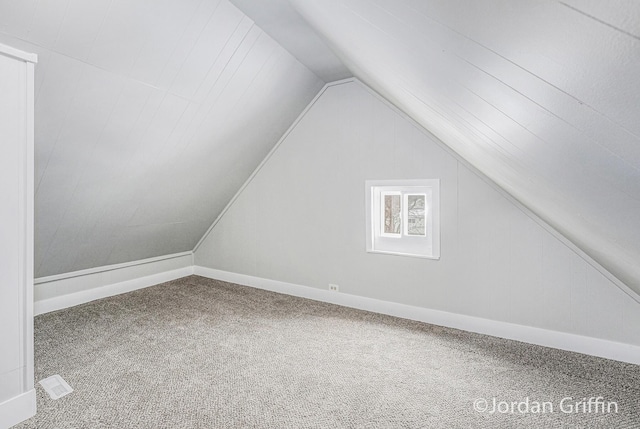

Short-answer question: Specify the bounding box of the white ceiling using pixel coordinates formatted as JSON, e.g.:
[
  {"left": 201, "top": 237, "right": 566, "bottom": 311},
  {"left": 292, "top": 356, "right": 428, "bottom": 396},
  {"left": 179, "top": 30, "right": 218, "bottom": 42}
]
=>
[
  {"left": 0, "top": 0, "right": 323, "bottom": 277},
  {"left": 281, "top": 0, "right": 640, "bottom": 297},
  {"left": 1, "top": 0, "right": 638, "bottom": 299},
  {"left": 229, "top": 0, "right": 352, "bottom": 82}
]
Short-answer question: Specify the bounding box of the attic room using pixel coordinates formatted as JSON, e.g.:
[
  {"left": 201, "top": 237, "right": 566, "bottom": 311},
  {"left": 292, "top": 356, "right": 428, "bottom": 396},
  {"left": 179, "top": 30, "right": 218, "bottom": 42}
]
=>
[{"left": 1, "top": 0, "right": 639, "bottom": 427}]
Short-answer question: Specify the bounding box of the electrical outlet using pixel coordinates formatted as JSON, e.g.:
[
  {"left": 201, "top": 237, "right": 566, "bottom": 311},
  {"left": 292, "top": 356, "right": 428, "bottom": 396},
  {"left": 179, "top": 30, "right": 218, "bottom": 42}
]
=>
[{"left": 329, "top": 284, "right": 339, "bottom": 292}]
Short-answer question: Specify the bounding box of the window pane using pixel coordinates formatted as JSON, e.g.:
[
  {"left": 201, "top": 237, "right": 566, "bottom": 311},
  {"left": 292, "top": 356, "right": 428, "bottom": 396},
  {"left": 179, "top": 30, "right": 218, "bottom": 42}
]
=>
[
  {"left": 384, "top": 194, "right": 402, "bottom": 234},
  {"left": 406, "top": 194, "right": 426, "bottom": 236}
]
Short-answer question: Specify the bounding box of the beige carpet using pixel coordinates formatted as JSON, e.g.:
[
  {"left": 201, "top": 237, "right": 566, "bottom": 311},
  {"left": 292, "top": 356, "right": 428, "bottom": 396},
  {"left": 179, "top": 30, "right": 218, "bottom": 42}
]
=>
[{"left": 16, "top": 275, "right": 640, "bottom": 428}]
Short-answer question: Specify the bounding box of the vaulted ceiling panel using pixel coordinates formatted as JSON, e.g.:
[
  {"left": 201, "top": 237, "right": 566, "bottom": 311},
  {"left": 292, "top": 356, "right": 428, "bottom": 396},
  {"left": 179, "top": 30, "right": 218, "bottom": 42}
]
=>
[
  {"left": 0, "top": 0, "right": 323, "bottom": 277},
  {"left": 2, "top": 0, "right": 638, "bottom": 299},
  {"left": 54, "top": 0, "right": 113, "bottom": 60},
  {"left": 283, "top": 0, "right": 640, "bottom": 296}
]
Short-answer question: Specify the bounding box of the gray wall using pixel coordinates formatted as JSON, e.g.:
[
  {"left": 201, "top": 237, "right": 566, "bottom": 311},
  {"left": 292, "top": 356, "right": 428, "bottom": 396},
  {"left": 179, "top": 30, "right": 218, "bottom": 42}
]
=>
[
  {"left": 195, "top": 81, "right": 640, "bottom": 347},
  {"left": 288, "top": 0, "right": 640, "bottom": 296},
  {"left": 0, "top": 1, "right": 323, "bottom": 278}
]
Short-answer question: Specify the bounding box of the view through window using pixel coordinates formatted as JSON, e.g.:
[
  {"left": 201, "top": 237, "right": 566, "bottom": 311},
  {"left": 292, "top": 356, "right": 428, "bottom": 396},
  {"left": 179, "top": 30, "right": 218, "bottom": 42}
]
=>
[{"left": 366, "top": 180, "right": 440, "bottom": 259}]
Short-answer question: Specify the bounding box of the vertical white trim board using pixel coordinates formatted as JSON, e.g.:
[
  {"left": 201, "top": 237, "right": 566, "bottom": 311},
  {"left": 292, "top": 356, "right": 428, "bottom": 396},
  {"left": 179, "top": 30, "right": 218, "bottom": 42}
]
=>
[
  {"left": 194, "top": 266, "right": 640, "bottom": 365},
  {"left": 23, "top": 54, "right": 36, "bottom": 409},
  {"left": 0, "top": 389, "right": 36, "bottom": 429},
  {"left": 34, "top": 253, "right": 194, "bottom": 316}
]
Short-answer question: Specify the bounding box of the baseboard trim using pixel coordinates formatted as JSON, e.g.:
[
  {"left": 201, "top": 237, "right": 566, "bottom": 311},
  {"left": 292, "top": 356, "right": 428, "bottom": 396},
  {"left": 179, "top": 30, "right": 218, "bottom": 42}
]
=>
[
  {"left": 31, "top": 261, "right": 640, "bottom": 364},
  {"left": 194, "top": 266, "right": 640, "bottom": 365},
  {"left": 35, "top": 265, "right": 194, "bottom": 316},
  {"left": 35, "top": 251, "right": 193, "bottom": 285},
  {"left": 0, "top": 389, "right": 36, "bottom": 429}
]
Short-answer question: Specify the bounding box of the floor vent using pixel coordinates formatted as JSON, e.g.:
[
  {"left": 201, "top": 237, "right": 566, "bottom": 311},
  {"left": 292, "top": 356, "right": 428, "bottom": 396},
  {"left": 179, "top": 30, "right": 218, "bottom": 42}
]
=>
[{"left": 39, "top": 374, "right": 73, "bottom": 400}]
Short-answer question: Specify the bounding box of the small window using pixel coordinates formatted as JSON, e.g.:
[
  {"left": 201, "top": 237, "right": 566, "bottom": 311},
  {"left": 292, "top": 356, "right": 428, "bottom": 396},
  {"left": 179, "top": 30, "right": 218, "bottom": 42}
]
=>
[{"left": 365, "top": 179, "right": 440, "bottom": 259}]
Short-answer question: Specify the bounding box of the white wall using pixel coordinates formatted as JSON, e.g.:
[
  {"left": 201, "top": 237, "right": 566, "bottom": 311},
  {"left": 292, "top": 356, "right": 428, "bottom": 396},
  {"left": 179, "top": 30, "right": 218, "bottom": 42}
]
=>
[
  {"left": 194, "top": 80, "right": 640, "bottom": 349},
  {"left": 0, "top": 46, "right": 27, "bottom": 407},
  {"left": 0, "top": 43, "right": 36, "bottom": 428},
  {"left": 288, "top": 0, "right": 640, "bottom": 297}
]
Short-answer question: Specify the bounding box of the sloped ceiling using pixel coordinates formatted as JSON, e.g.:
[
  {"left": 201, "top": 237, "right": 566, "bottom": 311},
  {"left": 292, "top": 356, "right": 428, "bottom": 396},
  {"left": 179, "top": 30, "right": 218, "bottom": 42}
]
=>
[
  {"left": 0, "top": 0, "right": 323, "bottom": 277},
  {"left": 263, "top": 0, "right": 639, "bottom": 297},
  {"left": 1, "top": 0, "right": 638, "bottom": 299},
  {"left": 229, "top": 0, "right": 351, "bottom": 82}
]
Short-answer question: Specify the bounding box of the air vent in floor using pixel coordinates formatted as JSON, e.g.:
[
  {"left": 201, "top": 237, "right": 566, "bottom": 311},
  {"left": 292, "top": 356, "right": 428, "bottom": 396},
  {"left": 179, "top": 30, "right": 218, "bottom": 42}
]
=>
[{"left": 39, "top": 374, "right": 73, "bottom": 400}]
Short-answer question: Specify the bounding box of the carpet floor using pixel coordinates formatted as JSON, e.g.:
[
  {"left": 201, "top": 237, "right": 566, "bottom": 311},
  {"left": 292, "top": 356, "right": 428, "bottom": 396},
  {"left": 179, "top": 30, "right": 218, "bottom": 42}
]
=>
[{"left": 15, "top": 275, "right": 640, "bottom": 428}]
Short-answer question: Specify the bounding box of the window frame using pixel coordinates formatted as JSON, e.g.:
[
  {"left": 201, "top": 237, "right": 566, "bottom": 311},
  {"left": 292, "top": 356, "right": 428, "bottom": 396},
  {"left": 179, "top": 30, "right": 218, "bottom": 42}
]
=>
[{"left": 365, "top": 179, "right": 440, "bottom": 259}]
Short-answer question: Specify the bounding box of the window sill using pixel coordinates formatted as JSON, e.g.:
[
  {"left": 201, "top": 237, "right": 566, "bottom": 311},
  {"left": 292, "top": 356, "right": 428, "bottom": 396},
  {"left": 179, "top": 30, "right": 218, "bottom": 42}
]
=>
[{"left": 366, "top": 249, "right": 441, "bottom": 260}]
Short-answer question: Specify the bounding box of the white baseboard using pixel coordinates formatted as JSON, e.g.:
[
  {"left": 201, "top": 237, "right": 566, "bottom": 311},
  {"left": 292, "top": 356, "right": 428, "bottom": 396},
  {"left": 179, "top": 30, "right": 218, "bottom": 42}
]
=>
[
  {"left": 0, "top": 389, "right": 36, "bottom": 429},
  {"left": 194, "top": 266, "right": 640, "bottom": 365},
  {"left": 34, "top": 253, "right": 194, "bottom": 315},
  {"left": 32, "top": 261, "right": 640, "bottom": 365}
]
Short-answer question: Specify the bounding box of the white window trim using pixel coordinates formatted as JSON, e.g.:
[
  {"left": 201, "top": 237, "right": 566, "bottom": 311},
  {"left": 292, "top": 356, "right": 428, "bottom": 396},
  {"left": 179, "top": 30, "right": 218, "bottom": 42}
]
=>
[{"left": 365, "top": 179, "right": 440, "bottom": 259}]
